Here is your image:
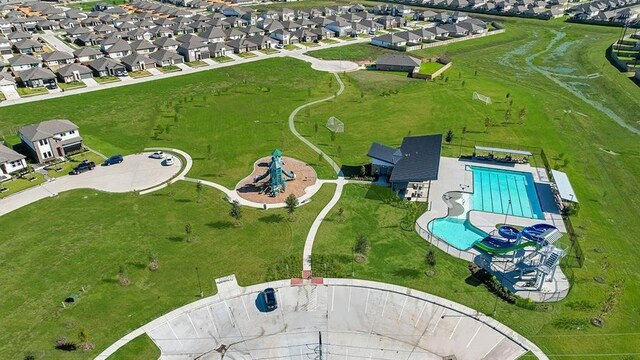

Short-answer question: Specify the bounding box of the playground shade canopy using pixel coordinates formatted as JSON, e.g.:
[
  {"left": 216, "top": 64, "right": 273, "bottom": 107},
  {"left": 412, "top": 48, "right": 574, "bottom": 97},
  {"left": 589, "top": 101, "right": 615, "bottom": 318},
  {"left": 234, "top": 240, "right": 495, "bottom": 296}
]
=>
[
  {"left": 474, "top": 146, "right": 532, "bottom": 156},
  {"left": 551, "top": 170, "right": 578, "bottom": 203}
]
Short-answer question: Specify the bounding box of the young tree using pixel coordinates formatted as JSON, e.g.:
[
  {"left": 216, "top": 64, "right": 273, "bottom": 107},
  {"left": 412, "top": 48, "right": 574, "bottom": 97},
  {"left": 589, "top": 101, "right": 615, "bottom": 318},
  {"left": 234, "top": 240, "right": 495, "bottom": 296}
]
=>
[
  {"left": 504, "top": 108, "right": 512, "bottom": 123},
  {"left": 337, "top": 206, "right": 345, "bottom": 223},
  {"left": 354, "top": 234, "right": 370, "bottom": 255},
  {"left": 314, "top": 123, "right": 318, "bottom": 133},
  {"left": 506, "top": 92, "right": 511, "bottom": 99},
  {"left": 461, "top": 80, "right": 466, "bottom": 89},
  {"left": 331, "top": 131, "right": 336, "bottom": 142},
  {"left": 148, "top": 250, "right": 159, "bottom": 271},
  {"left": 207, "top": 144, "right": 213, "bottom": 160},
  {"left": 196, "top": 181, "right": 203, "bottom": 203},
  {"left": 484, "top": 116, "right": 492, "bottom": 133},
  {"left": 229, "top": 200, "right": 242, "bottom": 226},
  {"left": 458, "top": 71, "right": 462, "bottom": 79},
  {"left": 474, "top": 69, "right": 478, "bottom": 76},
  {"left": 184, "top": 222, "right": 193, "bottom": 242},
  {"left": 444, "top": 76, "right": 449, "bottom": 84},
  {"left": 425, "top": 249, "right": 436, "bottom": 267},
  {"left": 318, "top": 152, "right": 323, "bottom": 162},
  {"left": 78, "top": 329, "right": 95, "bottom": 351},
  {"left": 518, "top": 107, "right": 527, "bottom": 124},
  {"left": 360, "top": 91, "right": 364, "bottom": 99},
  {"left": 509, "top": 99, "right": 513, "bottom": 108},
  {"left": 445, "top": 130, "right": 454, "bottom": 144},
  {"left": 285, "top": 193, "right": 299, "bottom": 221},
  {"left": 118, "top": 265, "right": 130, "bottom": 287}
]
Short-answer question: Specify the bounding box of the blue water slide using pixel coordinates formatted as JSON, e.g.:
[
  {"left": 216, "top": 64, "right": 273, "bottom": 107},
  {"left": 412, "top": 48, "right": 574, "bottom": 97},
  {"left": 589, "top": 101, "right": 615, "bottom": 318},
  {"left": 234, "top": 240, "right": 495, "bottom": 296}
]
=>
[
  {"left": 483, "top": 235, "right": 517, "bottom": 248},
  {"left": 521, "top": 224, "right": 557, "bottom": 242},
  {"left": 498, "top": 225, "right": 520, "bottom": 240}
]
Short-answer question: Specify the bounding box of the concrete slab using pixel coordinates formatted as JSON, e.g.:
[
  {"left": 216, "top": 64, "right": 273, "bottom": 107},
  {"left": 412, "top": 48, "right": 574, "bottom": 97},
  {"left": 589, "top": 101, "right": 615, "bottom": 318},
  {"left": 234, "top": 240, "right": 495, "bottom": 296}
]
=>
[{"left": 96, "top": 278, "right": 547, "bottom": 360}]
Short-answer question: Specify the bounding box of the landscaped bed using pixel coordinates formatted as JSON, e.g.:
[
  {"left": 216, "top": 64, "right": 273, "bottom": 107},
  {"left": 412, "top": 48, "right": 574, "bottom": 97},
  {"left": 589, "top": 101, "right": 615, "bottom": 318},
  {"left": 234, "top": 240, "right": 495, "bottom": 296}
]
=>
[
  {"left": 128, "top": 70, "right": 153, "bottom": 78},
  {"left": 94, "top": 76, "right": 120, "bottom": 84},
  {"left": 185, "top": 60, "right": 208, "bottom": 67},
  {"left": 58, "top": 81, "right": 87, "bottom": 91},
  {"left": 212, "top": 56, "right": 234, "bottom": 63},
  {"left": 0, "top": 172, "right": 45, "bottom": 198},
  {"left": 158, "top": 65, "right": 181, "bottom": 73},
  {"left": 45, "top": 151, "right": 105, "bottom": 178},
  {"left": 17, "top": 87, "right": 48, "bottom": 97}
]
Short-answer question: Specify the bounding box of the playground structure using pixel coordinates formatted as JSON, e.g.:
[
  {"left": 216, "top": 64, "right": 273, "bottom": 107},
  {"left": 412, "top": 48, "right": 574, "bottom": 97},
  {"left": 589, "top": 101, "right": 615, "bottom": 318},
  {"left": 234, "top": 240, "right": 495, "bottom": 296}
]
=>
[
  {"left": 476, "top": 224, "right": 566, "bottom": 291},
  {"left": 253, "top": 149, "right": 296, "bottom": 197},
  {"left": 472, "top": 91, "right": 492, "bottom": 105}
]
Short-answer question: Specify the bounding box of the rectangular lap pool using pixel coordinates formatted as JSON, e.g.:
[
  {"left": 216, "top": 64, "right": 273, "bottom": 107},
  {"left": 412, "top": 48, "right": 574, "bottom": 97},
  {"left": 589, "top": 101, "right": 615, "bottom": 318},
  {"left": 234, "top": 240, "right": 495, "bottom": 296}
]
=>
[{"left": 470, "top": 166, "right": 544, "bottom": 219}]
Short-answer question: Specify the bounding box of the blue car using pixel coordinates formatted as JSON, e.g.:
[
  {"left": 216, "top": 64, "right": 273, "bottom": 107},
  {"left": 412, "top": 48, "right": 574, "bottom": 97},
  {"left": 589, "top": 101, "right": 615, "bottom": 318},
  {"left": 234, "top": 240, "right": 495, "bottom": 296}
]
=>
[
  {"left": 104, "top": 154, "right": 123, "bottom": 166},
  {"left": 263, "top": 288, "right": 277, "bottom": 311}
]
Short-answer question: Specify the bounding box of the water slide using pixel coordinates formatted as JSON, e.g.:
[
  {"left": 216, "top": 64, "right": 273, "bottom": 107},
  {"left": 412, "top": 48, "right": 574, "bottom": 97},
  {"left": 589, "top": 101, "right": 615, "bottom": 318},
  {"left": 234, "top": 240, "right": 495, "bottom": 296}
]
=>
[
  {"left": 498, "top": 225, "right": 519, "bottom": 240},
  {"left": 474, "top": 237, "right": 537, "bottom": 255}
]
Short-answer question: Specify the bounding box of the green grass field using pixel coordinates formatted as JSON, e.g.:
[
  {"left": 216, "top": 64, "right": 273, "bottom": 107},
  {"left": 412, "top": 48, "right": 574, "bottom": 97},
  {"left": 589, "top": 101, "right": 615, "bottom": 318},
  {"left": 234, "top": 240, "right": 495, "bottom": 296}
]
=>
[
  {"left": 0, "top": 15, "right": 639, "bottom": 360},
  {"left": 418, "top": 61, "right": 445, "bottom": 74},
  {"left": 0, "top": 182, "right": 335, "bottom": 359}
]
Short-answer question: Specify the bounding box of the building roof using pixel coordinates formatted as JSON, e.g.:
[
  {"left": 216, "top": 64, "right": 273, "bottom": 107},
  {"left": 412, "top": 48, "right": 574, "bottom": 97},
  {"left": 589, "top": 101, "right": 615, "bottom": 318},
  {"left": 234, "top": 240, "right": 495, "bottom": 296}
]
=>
[
  {"left": 376, "top": 54, "right": 421, "bottom": 68},
  {"left": 551, "top": 170, "right": 578, "bottom": 203},
  {"left": 148, "top": 49, "right": 182, "bottom": 61},
  {"left": 367, "top": 142, "right": 399, "bottom": 165},
  {"left": 0, "top": 143, "right": 25, "bottom": 163},
  {"left": 18, "top": 67, "right": 56, "bottom": 82},
  {"left": 120, "top": 53, "right": 154, "bottom": 66},
  {"left": 73, "top": 46, "right": 102, "bottom": 57},
  {"left": 390, "top": 134, "right": 443, "bottom": 183},
  {"left": 19, "top": 119, "right": 79, "bottom": 142},
  {"left": 41, "top": 50, "right": 74, "bottom": 62},
  {"left": 8, "top": 54, "right": 40, "bottom": 66},
  {"left": 56, "top": 63, "right": 93, "bottom": 77},
  {"left": 88, "top": 56, "right": 123, "bottom": 71}
]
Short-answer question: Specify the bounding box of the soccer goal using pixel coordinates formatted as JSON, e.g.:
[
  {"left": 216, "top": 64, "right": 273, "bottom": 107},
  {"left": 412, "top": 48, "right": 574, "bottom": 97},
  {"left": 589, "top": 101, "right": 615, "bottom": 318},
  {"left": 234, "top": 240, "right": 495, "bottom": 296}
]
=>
[
  {"left": 472, "top": 92, "right": 492, "bottom": 105},
  {"left": 326, "top": 116, "right": 344, "bottom": 133}
]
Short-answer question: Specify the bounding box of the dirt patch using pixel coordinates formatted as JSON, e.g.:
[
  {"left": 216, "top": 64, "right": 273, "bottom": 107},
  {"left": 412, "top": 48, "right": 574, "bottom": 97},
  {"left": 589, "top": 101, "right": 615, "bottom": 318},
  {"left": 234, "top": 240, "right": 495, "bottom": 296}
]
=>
[{"left": 235, "top": 156, "right": 317, "bottom": 204}]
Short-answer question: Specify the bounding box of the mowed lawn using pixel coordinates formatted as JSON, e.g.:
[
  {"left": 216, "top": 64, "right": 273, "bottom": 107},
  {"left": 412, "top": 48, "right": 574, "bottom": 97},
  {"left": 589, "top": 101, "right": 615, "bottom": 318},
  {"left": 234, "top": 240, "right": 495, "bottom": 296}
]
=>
[
  {"left": 0, "top": 58, "right": 337, "bottom": 188},
  {"left": 306, "top": 18, "right": 640, "bottom": 358},
  {"left": 0, "top": 182, "right": 335, "bottom": 359}
]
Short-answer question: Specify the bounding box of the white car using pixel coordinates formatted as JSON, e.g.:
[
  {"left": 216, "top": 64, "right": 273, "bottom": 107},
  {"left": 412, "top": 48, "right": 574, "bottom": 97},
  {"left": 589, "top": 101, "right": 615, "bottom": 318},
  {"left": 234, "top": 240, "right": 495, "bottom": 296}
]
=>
[
  {"left": 275, "top": 44, "right": 283, "bottom": 49},
  {"left": 151, "top": 151, "right": 165, "bottom": 159},
  {"left": 164, "top": 156, "right": 174, "bottom": 166}
]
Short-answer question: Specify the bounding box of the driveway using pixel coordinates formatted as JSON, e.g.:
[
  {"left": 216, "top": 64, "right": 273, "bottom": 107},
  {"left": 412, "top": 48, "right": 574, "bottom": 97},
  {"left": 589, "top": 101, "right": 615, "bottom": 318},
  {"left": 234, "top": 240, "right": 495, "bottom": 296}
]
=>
[
  {"left": 1, "top": 85, "right": 20, "bottom": 100},
  {"left": 38, "top": 32, "right": 76, "bottom": 53},
  {"left": 0, "top": 153, "right": 181, "bottom": 216}
]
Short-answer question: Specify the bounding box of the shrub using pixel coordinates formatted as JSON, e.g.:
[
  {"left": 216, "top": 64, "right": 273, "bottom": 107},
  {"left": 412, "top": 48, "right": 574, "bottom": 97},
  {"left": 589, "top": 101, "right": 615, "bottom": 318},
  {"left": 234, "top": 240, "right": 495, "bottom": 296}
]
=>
[{"left": 354, "top": 234, "right": 369, "bottom": 255}]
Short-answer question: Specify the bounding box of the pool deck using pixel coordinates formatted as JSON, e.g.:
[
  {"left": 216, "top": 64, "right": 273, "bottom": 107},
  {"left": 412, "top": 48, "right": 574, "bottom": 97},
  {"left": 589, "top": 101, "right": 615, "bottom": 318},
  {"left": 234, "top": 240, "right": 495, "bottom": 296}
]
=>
[{"left": 415, "top": 157, "right": 570, "bottom": 302}]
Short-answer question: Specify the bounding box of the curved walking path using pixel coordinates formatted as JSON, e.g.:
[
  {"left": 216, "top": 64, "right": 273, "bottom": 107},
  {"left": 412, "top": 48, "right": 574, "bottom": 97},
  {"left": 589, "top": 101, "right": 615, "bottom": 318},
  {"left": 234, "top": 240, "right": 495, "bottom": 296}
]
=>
[
  {"left": 139, "top": 147, "right": 193, "bottom": 195},
  {"left": 0, "top": 153, "right": 180, "bottom": 217}
]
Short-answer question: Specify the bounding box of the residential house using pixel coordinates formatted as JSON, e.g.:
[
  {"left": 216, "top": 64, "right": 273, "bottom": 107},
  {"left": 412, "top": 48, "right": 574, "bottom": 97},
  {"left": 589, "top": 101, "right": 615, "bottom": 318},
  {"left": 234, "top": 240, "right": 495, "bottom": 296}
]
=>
[
  {"left": 13, "top": 39, "right": 44, "bottom": 55},
  {"left": 208, "top": 42, "right": 232, "bottom": 57},
  {"left": 41, "top": 50, "right": 74, "bottom": 68},
  {"left": 101, "top": 39, "right": 132, "bottom": 58},
  {"left": 0, "top": 38, "right": 12, "bottom": 55},
  {"left": 6, "top": 30, "right": 31, "bottom": 43},
  {"left": 17, "top": 67, "right": 57, "bottom": 88},
  {"left": 75, "top": 33, "right": 102, "bottom": 47},
  {"left": 375, "top": 54, "right": 422, "bottom": 72},
  {"left": 18, "top": 119, "right": 82, "bottom": 163},
  {"left": 0, "top": 143, "right": 27, "bottom": 175},
  {"left": 177, "top": 38, "right": 210, "bottom": 61},
  {"left": 73, "top": 47, "right": 103, "bottom": 63},
  {"left": 326, "top": 18, "right": 352, "bottom": 36},
  {"left": 120, "top": 53, "right": 156, "bottom": 71},
  {"left": 8, "top": 54, "right": 41, "bottom": 72},
  {"left": 148, "top": 49, "right": 184, "bottom": 66},
  {"left": 88, "top": 56, "right": 126, "bottom": 77},
  {"left": 226, "top": 38, "right": 258, "bottom": 53},
  {"left": 371, "top": 33, "right": 407, "bottom": 48},
  {"left": 130, "top": 39, "right": 157, "bottom": 54},
  {"left": 56, "top": 63, "right": 93, "bottom": 83},
  {"left": 153, "top": 36, "right": 180, "bottom": 51}
]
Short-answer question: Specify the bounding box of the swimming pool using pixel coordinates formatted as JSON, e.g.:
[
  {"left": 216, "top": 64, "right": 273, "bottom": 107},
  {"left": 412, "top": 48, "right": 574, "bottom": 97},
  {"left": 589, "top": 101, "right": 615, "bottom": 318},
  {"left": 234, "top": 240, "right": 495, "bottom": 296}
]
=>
[
  {"left": 428, "top": 217, "right": 488, "bottom": 251},
  {"left": 470, "top": 166, "right": 544, "bottom": 219}
]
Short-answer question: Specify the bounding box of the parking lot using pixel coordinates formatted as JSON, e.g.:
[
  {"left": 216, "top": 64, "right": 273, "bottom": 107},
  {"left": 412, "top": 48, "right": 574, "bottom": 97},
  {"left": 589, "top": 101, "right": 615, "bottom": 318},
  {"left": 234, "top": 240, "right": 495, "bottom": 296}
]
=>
[{"left": 99, "top": 276, "right": 542, "bottom": 360}]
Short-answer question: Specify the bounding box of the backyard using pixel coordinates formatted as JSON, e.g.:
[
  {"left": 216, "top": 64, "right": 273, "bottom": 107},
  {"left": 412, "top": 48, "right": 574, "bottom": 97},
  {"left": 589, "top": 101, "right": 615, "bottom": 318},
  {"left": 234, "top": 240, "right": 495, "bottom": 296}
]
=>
[{"left": 0, "top": 15, "right": 638, "bottom": 360}]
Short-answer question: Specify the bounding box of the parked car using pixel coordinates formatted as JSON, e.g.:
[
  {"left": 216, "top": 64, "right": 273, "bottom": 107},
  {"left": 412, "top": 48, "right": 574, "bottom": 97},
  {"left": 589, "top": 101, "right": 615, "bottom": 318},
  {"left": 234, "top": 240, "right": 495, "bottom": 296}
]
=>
[
  {"left": 263, "top": 288, "right": 277, "bottom": 311},
  {"left": 72, "top": 160, "right": 96, "bottom": 174},
  {"left": 115, "top": 69, "right": 128, "bottom": 77},
  {"left": 275, "top": 44, "right": 283, "bottom": 49},
  {"left": 104, "top": 154, "right": 123, "bottom": 166},
  {"left": 164, "top": 156, "right": 174, "bottom": 166},
  {"left": 151, "top": 151, "right": 165, "bottom": 159}
]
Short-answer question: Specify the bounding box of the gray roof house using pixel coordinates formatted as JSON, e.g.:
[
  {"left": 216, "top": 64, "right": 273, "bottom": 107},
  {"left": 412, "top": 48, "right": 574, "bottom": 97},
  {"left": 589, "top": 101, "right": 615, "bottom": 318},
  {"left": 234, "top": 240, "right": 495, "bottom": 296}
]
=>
[
  {"left": 8, "top": 54, "right": 41, "bottom": 71},
  {"left": 17, "top": 67, "right": 57, "bottom": 88},
  {"left": 148, "top": 49, "right": 184, "bottom": 66},
  {"left": 13, "top": 39, "right": 44, "bottom": 55},
  {"left": 0, "top": 143, "right": 27, "bottom": 175},
  {"left": 88, "top": 56, "right": 126, "bottom": 77},
  {"left": 375, "top": 54, "right": 422, "bottom": 72},
  {"left": 120, "top": 53, "right": 156, "bottom": 71},
  {"left": 41, "top": 50, "right": 75, "bottom": 67},
  {"left": 56, "top": 63, "right": 93, "bottom": 83},
  {"left": 101, "top": 39, "right": 132, "bottom": 58},
  {"left": 18, "top": 119, "right": 82, "bottom": 163},
  {"left": 367, "top": 134, "right": 443, "bottom": 201},
  {"left": 73, "top": 47, "right": 103, "bottom": 63}
]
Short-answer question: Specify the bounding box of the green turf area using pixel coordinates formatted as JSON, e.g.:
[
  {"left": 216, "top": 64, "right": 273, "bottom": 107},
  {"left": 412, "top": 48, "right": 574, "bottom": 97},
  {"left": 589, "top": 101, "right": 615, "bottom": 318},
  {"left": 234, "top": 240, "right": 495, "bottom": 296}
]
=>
[
  {"left": 93, "top": 76, "right": 120, "bottom": 84},
  {"left": 157, "top": 65, "right": 181, "bottom": 73},
  {"left": 0, "top": 58, "right": 337, "bottom": 188},
  {"left": 0, "top": 181, "right": 335, "bottom": 359},
  {"left": 300, "top": 17, "right": 640, "bottom": 357},
  {"left": 128, "top": 70, "right": 152, "bottom": 78},
  {"left": 320, "top": 38, "right": 339, "bottom": 44},
  {"left": 259, "top": 48, "right": 279, "bottom": 55},
  {"left": 107, "top": 333, "right": 159, "bottom": 360},
  {"left": 308, "top": 42, "right": 398, "bottom": 62},
  {"left": 212, "top": 55, "right": 234, "bottom": 63},
  {"left": 418, "top": 61, "right": 445, "bottom": 74},
  {"left": 58, "top": 81, "right": 87, "bottom": 91},
  {"left": 67, "top": 0, "right": 127, "bottom": 11},
  {"left": 17, "top": 87, "right": 47, "bottom": 97},
  {"left": 0, "top": 173, "right": 44, "bottom": 198},
  {"left": 45, "top": 151, "right": 106, "bottom": 178},
  {"left": 283, "top": 44, "right": 300, "bottom": 51}
]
